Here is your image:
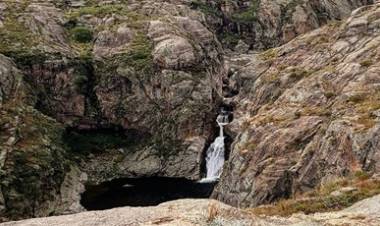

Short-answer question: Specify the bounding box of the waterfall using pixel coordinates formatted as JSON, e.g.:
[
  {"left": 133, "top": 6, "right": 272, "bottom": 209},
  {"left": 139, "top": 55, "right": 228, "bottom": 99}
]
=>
[{"left": 199, "top": 114, "right": 229, "bottom": 183}]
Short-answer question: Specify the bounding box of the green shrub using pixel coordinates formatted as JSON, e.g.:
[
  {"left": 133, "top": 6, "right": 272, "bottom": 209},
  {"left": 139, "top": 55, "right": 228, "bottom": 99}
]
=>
[
  {"left": 231, "top": 0, "right": 261, "bottom": 23},
  {"left": 70, "top": 27, "right": 93, "bottom": 43},
  {"left": 73, "top": 74, "right": 88, "bottom": 94},
  {"left": 348, "top": 93, "right": 367, "bottom": 103},
  {"left": 220, "top": 32, "right": 240, "bottom": 47},
  {"left": 121, "top": 33, "right": 154, "bottom": 78},
  {"left": 360, "top": 59, "right": 373, "bottom": 67},
  {"left": 66, "top": 5, "right": 126, "bottom": 19},
  {"left": 354, "top": 170, "right": 370, "bottom": 181},
  {"left": 288, "top": 68, "right": 312, "bottom": 80},
  {"left": 324, "top": 91, "right": 336, "bottom": 99},
  {"left": 190, "top": 0, "right": 223, "bottom": 17},
  {"left": 63, "top": 130, "right": 134, "bottom": 154}
]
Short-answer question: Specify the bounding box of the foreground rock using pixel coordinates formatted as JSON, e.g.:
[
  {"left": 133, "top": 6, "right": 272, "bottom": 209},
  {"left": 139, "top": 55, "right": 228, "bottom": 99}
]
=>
[
  {"left": 2, "top": 195, "right": 380, "bottom": 226},
  {"left": 0, "top": 199, "right": 256, "bottom": 226}
]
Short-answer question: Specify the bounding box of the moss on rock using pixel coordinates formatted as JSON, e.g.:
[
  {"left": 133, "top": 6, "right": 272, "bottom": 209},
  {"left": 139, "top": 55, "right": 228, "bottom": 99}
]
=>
[{"left": 0, "top": 106, "right": 70, "bottom": 221}]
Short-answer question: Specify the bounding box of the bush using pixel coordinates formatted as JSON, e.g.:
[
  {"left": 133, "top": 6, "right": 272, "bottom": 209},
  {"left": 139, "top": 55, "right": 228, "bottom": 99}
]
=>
[
  {"left": 231, "top": 0, "right": 261, "bottom": 22},
  {"left": 360, "top": 59, "right": 373, "bottom": 67},
  {"left": 73, "top": 74, "right": 88, "bottom": 94},
  {"left": 71, "top": 27, "right": 93, "bottom": 43}
]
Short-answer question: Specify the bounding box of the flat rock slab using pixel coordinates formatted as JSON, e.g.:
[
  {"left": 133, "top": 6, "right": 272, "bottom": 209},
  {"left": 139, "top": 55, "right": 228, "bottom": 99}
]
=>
[{"left": 3, "top": 196, "right": 380, "bottom": 226}]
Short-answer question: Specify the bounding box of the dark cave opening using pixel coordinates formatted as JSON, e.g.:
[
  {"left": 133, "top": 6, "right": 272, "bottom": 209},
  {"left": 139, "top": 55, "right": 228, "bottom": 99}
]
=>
[{"left": 80, "top": 177, "right": 217, "bottom": 210}]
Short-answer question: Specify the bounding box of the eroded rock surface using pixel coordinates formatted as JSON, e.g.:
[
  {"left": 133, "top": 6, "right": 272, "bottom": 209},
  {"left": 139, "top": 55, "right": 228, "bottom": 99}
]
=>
[
  {"left": 0, "top": 0, "right": 223, "bottom": 221},
  {"left": 193, "top": 0, "right": 373, "bottom": 50},
  {"left": 2, "top": 195, "right": 380, "bottom": 226},
  {"left": 214, "top": 3, "right": 380, "bottom": 207}
]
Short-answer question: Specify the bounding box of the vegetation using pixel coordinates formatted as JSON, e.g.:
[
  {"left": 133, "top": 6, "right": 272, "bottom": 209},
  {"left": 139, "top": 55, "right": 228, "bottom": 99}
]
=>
[
  {"left": 73, "top": 71, "right": 90, "bottom": 94},
  {"left": 63, "top": 129, "right": 136, "bottom": 154},
  {"left": 282, "top": 0, "right": 303, "bottom": 23},
  {"left": 65, "top": 4, "right": 128, "bottom": 19},
  {"left": 348, "top": 93, "right": 367, "bottom": 104},
  {"left": 360, "top": 59, "right": 373, "bottom": 67},
  {"left": 288, "top": 68, "right": 313, "bottom": 81},
  {"left": 122, "top": 33, "right": 154, "bottom": 77},
  {"left": 260, "top": 48, "right": 279, "bottom": 61},
  {"left": 96, "top": 32, "right": 154, "bottom": 83},
  {"left": 190, "top": 0, "right": 223, "bottom": 17},
  {"left": 70, "top": 26, "right": 93, "bottom": 43},
  {"left": 249, "top": 172, "right": 380, "bottom": 216},
  {"left": 324, "top": 91, "right": 337, "bottom": 99},
  {"left": 0, "top": 106, "right": 68, "bottom": 220},
  {"left": 0, "top": 16, "right": 43, "bottom": 66},
  {"left": 220, "top": 32, "right": 240, "bottom": 47},
  {"left": 231, "top": 0, "right": 261, "bottom": 23},
  {"left": 149, "top": 103, "right": 182, "bottom": 159}
]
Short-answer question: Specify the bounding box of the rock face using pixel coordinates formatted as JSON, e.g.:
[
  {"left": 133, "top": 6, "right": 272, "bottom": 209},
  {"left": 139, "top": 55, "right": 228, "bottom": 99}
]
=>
[
  {"left": 193, "top": 0, "right": 373, "bottom": 50},
  {"left": 0, "top": 105, "right": 71, "bottom": 221},
  {"left": 0, "top": 55, "right": 28, "bottom": 106},
  {"left": 2, "top": 195, "right": 380, "bottom": 226},
  {"left": 214, "top": 3, "right": 380, "bottom": 207},
  {"left": 0, "top": 0, "right": 223, "bottom": 221}
]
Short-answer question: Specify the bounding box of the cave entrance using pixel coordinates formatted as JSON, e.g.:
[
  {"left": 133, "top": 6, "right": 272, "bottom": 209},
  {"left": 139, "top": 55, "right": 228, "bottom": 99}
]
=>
[{"left": 80, "top": 177, "right": 217, "bottom": 210}]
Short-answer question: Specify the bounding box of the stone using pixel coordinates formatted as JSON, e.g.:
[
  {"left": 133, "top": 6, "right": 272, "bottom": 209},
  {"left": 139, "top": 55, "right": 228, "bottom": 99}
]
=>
[
  {"left": 340, "top": 186, "right": 358, "bottom": 193},
  {"left": 152, "top": 35, "right": 196, "bottom": 69},
  {"left": 56, "top": 167, "right": 87, "bottom": 215},
  {"left": 234, "top": 40, "right": 250, "bottom": 54},
  {"left": 0, "top": 55, "right": 27, "bottom": 106},
  {"left": 93, "top": 24, "right": 134, "bottom": 58}
]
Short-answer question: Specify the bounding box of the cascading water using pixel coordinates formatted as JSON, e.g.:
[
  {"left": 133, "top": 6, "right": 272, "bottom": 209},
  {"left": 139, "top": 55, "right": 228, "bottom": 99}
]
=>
[{"left": 199, "top": 112, "right": 229, "bottom": 183}]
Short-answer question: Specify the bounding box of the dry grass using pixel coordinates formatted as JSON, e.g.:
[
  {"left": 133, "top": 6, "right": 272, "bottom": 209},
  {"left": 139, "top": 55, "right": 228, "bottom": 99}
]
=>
[
  {"left": 248, "top": 171, "right": 380, "bottom": 217},
  {"left": 260, "top": 48, "right": 279, "bottom": 61},
  {"left": 207, "top": 202, "right": 220, "bottom": 222},
  {"left": 360, "top": 59, "right": 373, "bottom": 67}
]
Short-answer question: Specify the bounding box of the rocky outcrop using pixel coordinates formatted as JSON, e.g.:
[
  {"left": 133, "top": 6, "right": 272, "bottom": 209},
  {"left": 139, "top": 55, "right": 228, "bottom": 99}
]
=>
[
  {"left": 214, "top": 3, "right": 380, "bottom": 207},
  {"left": 192, "top": 0, "right": 373, "bottom": 50},
  {"left": 0, "top": 55, "right": 27, "bottom": 106},
  {"left": 0, "top": 105, "right": 72, "bottom": 221},
  {"left": 0, "top": 0, "right": 223, "bottom": 221},
  {"left": 2, "top": 195, "right": 380, "bottom": 226}
]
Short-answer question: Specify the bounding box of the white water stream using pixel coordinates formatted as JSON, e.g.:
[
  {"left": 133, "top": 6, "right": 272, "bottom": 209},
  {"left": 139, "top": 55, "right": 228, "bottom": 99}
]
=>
[{"left": 199, "top": 114, "right": 229, "bottom": 183}]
